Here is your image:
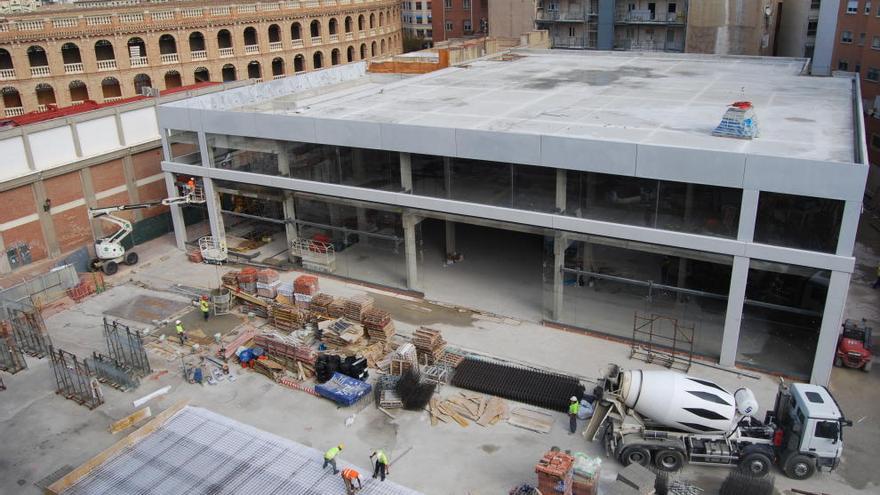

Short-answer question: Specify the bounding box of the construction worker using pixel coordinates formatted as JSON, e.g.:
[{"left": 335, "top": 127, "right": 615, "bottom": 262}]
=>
[
  {"left": 199, "top": 296, "right": 210, "bottom": 321},
  {"left": 568, "top": 396, "right": 579, "bottom": 434},
  {"left": 340, "top": 467, "right": 363, "bottom": 494},
  {"left": 186, "top": 177, "right": 196, "bottom": 195},
  {"left": 322, "top": 444, "right": 343, "bottom": 474},
  {"left": 175, "top": 320, "right": 186, "bottom": 345},
  {"left": 370, "top": 450, "right": 390, "bottom": 481}
]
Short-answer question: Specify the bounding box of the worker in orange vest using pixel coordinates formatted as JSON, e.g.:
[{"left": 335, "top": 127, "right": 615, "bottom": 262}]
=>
[
  {"left": 186, "top": 177, "right": 196, "bottom": 195},
  {"left": 340, "top": 467, "right": 363, "bottom": 494}
]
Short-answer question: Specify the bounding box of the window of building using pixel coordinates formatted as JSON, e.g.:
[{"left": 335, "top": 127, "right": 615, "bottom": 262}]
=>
[
  {"left": 873, "top": 36, "right": 880, "bottom": 49},
  {"left": 463, "top": 0, "right": 471, "bottom": 8},
  {"left": 445, "top": 0, "right": 452, "bottom": 8},
  {"left": 871, "top": 134, "right": 880, "bottom": 149},
  {"left": 856, "top": 63, "right": 862, "bottom": 72},
  {"left": 416, "top": 15, "right": 423, "bottom": 23},
  {"left": 847, "top": 0, "right": 858, "bottom": 14},
  {"left": 867, "top": 67, "right": 880, "bottom": 81},
  {"left": 867, "top": 1, "right": 873, "bottom": 13},
  {"left": 841, "top": 30, "right": 853, "bottom": 43},
  {"left": 860, "top": 32, "right": 867, "bottom": 45},
  {"left": 427, "top": 2, "right": 432, "bottom": 9},
  {"left": 445, "top": 20, "right": 453, "bottom": 30},
  {"left": 754, "top": 192, "right": 844, "bottom": 253},
  {"left": 426, "top": 29, "right": 432, "bottom": 37},
  {"left": 463, "top": 19, "right": 472, "bottom": 31},
  {"left": 839, "top": 59, "right": 850, "bottom": 70},
  {"left": 6, "top": 243, "right": 32, "bottom": 270},
  {"left": 811, "top": 0, "right": 821, "bottom": 9},
  {"left": 569, "top": 26, "right": 576, "bottom": 36},
  {"left": 807, "top": 20, "right": 818, "bottom": 37},
  {"left": 668, "top": 3, "right": 676, "bottom": 13},
  {"left": 416, "top": 1, "right": 422, "bottom": 8}
]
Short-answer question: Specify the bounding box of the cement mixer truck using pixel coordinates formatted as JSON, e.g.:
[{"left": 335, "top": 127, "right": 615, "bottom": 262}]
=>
[{"left": 584, "top": 365, "right": 851, "bottom": 480}]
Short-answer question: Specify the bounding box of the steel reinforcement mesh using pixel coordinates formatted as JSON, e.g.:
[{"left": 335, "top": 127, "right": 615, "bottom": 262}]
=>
[
  {"left": 63, "top": 406, "right": 423, "bottom": 495},
  {"left": 451, "top": 358, "right": 585, "bottom": 412}
]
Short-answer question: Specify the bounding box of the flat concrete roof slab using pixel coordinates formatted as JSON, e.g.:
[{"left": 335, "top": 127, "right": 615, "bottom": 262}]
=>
[{"left": 226, "top": 50, "right": 855, "bottom": 163}]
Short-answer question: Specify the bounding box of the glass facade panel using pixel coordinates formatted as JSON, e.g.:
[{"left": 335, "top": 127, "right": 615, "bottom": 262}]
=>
[
  {"left": 754, "top": 192, "right": 844, "bottom": 253},
  {"left": 565, "top": 171, "right": 742, "bottom": 238},
  {"left": 738, "top": 260, "right": 828, "bottom": 379},
  {"left": 167, "top": 129, "right": 201, "bottom": 165},
  {"left": 555, "top": 238, "right": 731, "bottom": 360}
]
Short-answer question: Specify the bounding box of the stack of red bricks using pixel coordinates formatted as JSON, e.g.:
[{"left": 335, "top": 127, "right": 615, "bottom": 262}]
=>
[
  {"left": 535, "top": 451, "right": 574, "bottom": 495},
  {"left": 294, "top": 275, "right": 320, "bottom": 295},
  {"left": 362, "top": 307, "right": 395, "bottom": 343},
  {"left": 66, "top": 272, "right": 105, "bottom": 302},
  {"left": 187, "top": 250, "right": 203, "bottom": 263}
]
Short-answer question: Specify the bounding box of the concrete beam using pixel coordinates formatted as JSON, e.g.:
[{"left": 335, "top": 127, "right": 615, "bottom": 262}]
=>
[
  {"left": 403, "top": 212, "right": 420, "bottom": 290},
  {"left": 32, "top": 181, "right": 60, "bottom": 258},
  {"left": 163, "top": 173, "right": 187, "bottom": 250},
  {"left": 837, "top": 200, "right": 861, "bottom": 257},
  {"left": 811, "top": 270, "right": 850, "bottom": 386},
  {"left": 114, "top": 108, "right": 126, "bottom": 147},
  {"left": 719, "top": 255, "right": 749, "bottom": 367}
]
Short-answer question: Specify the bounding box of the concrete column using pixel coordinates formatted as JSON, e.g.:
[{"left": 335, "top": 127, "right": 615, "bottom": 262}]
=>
[
  {"left": 737, "top": 189, "right": 760, "bottom": 242},
  {"left": 443, "top": 156, "right": 452, "bottom": 198},
  {"left": 21, "top": 130, "right": 36, "bottom": 171},
  {"left": 445, "top": 220, "right": 456, "bottom": 257},
  {"left": 0, "top": 230, "right": 11, "bottom": 275},
  {"left": 597, "top": 0, "right": 615, "bottom": 50},
  {"left": 197, "top": 131, "right": 211, "bottom": 167},
  {"left": 719, "top": 255, "right": 750, "bottom": 367},
  {"left": 163, "top": 172, "right": 187, "bottom": 250},
  {"left": 32, "top": 181, "right": 60, "bottom": 258},
  {"left": 551, "top": 232, "right": 566, "bottom": 321},
  {"left": 400, "top": 152, "right": 412, "bottom": 193},
  {"left": 811, "top": 270, "right": 850, "bottom": 386},
  {"left": 836, "top": 200, "right": 862, "bottom": 257},
  {"left": 69, "top": 122, "right": 83, "bottom": 158},
  {"left": 403, "top": 212, "right": 420, "bottom": 290},
  {"left": 555, "top": 168, "right": 566, "bottom": 213},
  {"left": 121, "top": 154, "right": 143, "bottom": 222},
  {"left": 160, "top": 128, "right": 172, "bottom": 162},
  {"left": 113, "top": 108, "right": 126, "bottom": 146},
  {"left": 283, "top": 192, "right": 298, "bottom": 260},
  {"left": 202, "top": 177, "right": 225, "bottom": 243},
  {"left": 277, "top": 142, "right": 291, "bottom": 176},
  {"left": 811, "top": 0, "right": 841, "bottom": 76},
  {"left": 80, "top": 167, "right": 103, "bottom": 239}
]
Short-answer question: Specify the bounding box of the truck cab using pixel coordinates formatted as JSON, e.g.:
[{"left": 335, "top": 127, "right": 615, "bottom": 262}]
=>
[{"left": 771, "top": 383, "right": 851, "bottom": 480}]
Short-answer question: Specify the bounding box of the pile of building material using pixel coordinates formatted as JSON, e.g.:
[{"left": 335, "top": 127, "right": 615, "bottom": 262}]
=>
[
  {"left": 254, "top": 357, "right": 285, "bottom": 381},
  {"left": 268, "top": 302, "right": 305, "bottom": 332},
  {"left": 66, "top": 272, "right": 106, "bottom": 302},
  {"left": 309, "top": 293, "right": 335, "bottom": 315},
  {"left": 571, "top": 453, "right": 601, "bottom": 495},
  {"left": 344, "top": 294, "right": 374, "bottom": 321},
  {"left": 362, "top": 308, "right": 395, "bottom": 343},
  {"left": 508, "top": 408, "right": 555, "bottom": 434},
  {"left": 256, "top": 269, "right": 281, "bottom": 298},
  {"left": 320, "top": 319, "right": 366, "bottom": 348},
  {"left": 253, "top": 333, "right": 317, "bottom": 378},
  {"left": 386, "top": 342, "right": 418, "bottom": 375},
  {"left": 615, "top": 463, "right": 656, "bottom": 495},
  {"left": 236, "top": 267, "right": 258, "bottom": 293},
  {"left": 427, "top": 391, "right": 508, "bottom": 428},
  {"left": 412, "top": 327, "right": 446, "bottom": 364},
  {"left": 328, "top": 298, "right": 346, "bottom": 318},
  {"left": 294, "top": 275, "right": 320, "bottom": 295},
  {"left": 535, "top": 451, "right": 575, "bottom": 495}
]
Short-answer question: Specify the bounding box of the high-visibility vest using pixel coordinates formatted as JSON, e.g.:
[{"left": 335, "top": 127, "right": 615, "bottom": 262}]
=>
[
  {"left": 569, "top": 402, "right": 580, "bottom": 415},
  {"left": 200, "top": 300, "right": 209, "bottom": 312},
  {"left": 325, "top": 446, "right": 340, "bottom": 460},
  {"left": 176, "top": 323, "right": 184, "bottom": 334},
  {"left": 341, "top": 468, "right": 359, "bottom": 480},
  {"left": 375, "top": 451, "right": 388, "bottom": 465}
]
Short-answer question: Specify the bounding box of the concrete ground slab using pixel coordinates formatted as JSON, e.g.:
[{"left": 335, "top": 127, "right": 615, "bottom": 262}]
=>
[{"left": 105, "top": 295, "right": 191, "bottom": 325}]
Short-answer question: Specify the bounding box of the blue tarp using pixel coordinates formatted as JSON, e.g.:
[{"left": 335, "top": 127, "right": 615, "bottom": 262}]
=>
[{"left": 315, "top": 372, "right": 372, "bottom": 406}]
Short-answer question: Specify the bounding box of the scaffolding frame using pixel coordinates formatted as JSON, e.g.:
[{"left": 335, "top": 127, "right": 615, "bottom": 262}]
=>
[
  {"left": 49, "top": 347, "right": 103, "bottom": 409},
  {"left": 290, "top": 238, "right": 337, "bottom": 273},
  {"left": 87, "top": 351, "right": 141, "bottom": 391},
  {"left": 630, "top": 312, "right": 694, "bottom": 372},
  {"left": 0, "top": 330, "right": 27, "bottom": 373},
  {"left": 103, "top": 317, "right": 151, "bottom": 377},
  {"left": 9, "top": 308, "right": 51, "bottom": 358}
]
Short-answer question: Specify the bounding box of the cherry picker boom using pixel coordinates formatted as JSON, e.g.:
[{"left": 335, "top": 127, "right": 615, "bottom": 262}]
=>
[{"left": 88, "top": 187, "right": 205, "bottom": 275}]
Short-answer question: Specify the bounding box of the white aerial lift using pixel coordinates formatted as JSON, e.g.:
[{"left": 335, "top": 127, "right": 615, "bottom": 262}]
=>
[{"left": 88, "top": 186, "right": 205, "bottom": 275}]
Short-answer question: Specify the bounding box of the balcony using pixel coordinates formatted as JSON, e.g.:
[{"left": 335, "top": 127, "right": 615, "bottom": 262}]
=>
[
  {"left": 537, "top": 9, "right": 590, "bottom": 21},
  {"left": 4, "top": 107, "right": 23, "bottom": 117},
  {"left": 345, "top": 33, "right": 354, "bottom": 41},
  {"left": 0, "top": 68, "right": 15, "bottom": 80},
  {"left": 370, "top": 29, "right": 376, "bottom": 36},
  {"left": 245, "top": 44, "right": 260, "bottom": 54},
  {"left": 329, "top": 34, "right": 339, "bottom": 42},
  {"left": 616, "top": 11, "right": 685, "bottom": 24},
  {"left": 64, "top": 63, "right": 84, "bottom": 74},
  {"left": 311, "top": 36, "right": 322, "bottom": 45},
  {"left": 104, "top": 96, "right": 123, "bottom": 103},
  {"left": 191, "top": 50, "right": 208, "bottom": 61},
  {"left": 292, "top": 39, "right": 304, "bottom": 48},
  {"left": 219, "top": 47, "right": 234, "bottom": 57},
  {"left": 551, "top": 36, "right": 596, "bottom": 49},
  {"left": 616, "top": 38, "right": 684, "bottom": 52},
  {"left": 273, "top": 74, "right": 285, "bottom": 80},
  {"left": 97, "top": 59, "right": 118, "bottom": 71},
  {"left": 30, "top": 66, "right": 50, "bottom": 77},
  {"left": 269, "top": 41, "right": 283, "bottom": 51},
  {"left": 130, "top": 56, "right": 149, "bottom": 67},
  {"left": 359, "top": 32, "right": 366, "bottom": 39},
  {"left": 161, "top": 53, "right": 180, "bottom": 64},
  {"left": 36, "top": 104, "right": 47, "bottom": 112}
]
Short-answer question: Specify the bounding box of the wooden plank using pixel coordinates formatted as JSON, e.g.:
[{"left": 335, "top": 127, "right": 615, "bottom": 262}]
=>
[
  {"left": 109, "top": 407, "right": 152, "bottom": 434},
  {"left": 47, "top": 400, "right": 189, "bottom": 495},
  {"left": 223, "top": 284, "right": 268, "bottom": 308},
  {"left": 508, "top": 407, "right": 554, "bottom": 434}
]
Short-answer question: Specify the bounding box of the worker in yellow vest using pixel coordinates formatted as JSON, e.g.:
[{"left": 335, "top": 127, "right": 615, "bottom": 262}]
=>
[
  {"left": 175, "top": 320, "right": 186, "bottom": 345},
  {"left": 568, "top": 396, "right": 580, "bottom": 434},
  {"left": 341, "top": 467, "right": 363, "bottom": 494},
  {"left": 199, "top": 296, "right": 210, "bottom": 321},
  {"left": 370, "top": 450, "right": 390, "bottom": 481},
  {"left": 323, "top": 444, "right": 343, "bottom": 474}
]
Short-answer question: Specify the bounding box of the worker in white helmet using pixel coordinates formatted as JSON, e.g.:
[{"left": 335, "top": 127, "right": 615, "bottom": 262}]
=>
[
  {"left": 175, "top": 319, "right": 186, "bottom": 345},
  {"left": 568, "top": 396, "right": 580, "bottom": 434}
]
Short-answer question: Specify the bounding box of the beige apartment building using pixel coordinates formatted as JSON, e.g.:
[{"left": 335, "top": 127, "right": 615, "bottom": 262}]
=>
[{"left": 0, "top": 0, "right": 402, "bottom": 116}]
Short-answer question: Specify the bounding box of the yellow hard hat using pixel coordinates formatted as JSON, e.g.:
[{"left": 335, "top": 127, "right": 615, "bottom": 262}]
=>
[{"left": 338, "top": 443, "right": 344, "bottom": 450}]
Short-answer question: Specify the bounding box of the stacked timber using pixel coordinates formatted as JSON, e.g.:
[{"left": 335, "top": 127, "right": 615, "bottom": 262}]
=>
[
  {"left": 309, "top": 293, "right": 334, "bottom": 315},
  {"left": 221, "top": 271, "right": 239, "bottom": 286},
  {"left": 268, "top": 303, "right": 305, "bottom": 332},
  {"left": 328, "top": 298, "right": 347, "bottom": 318},
  {"left": 254, "top": 333, "right": 317, "bottom": 377},
  {"left": 321, "top": 319, "right": 366, "bottom": 348},
  {"left": 344, "top": 295, "right": 374, "bottom": 321},
  {"left": 362, "top": 308, "right": 395, "bottom": 343},
  {"left": 413, "top": 327, "right": 446, "bottom": 365}
]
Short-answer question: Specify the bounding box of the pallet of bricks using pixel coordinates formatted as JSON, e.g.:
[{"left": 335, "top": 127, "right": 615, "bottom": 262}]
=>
[
  {"left": 256, "top": 269, "right": 281, "bottom": 298},
  {"left": 536, "top": 451, "right": 575, "bottom": 495},
  {"left": 253, "top": 334, "right": 317, "bottom": 378},
  {"left": 294, "top": 275, "right": 319, "bottom": 310},
  {"left": 66, "top": 272, "right": 105, "bottom": 302},
  {"left": 236, "top": 268, "right": 258, "bottom": 294},
  {"left": 269, "top": 303, "right": 305, "bottom": 332},
  {"left": 412, "top": 327, "right": 446, "bottom": 365},
  {"left": 309, "top": 293, "right": 335, "bottom": 317},
  {"left": 362, "top": 307, "right": 395, "bottom": 345}
]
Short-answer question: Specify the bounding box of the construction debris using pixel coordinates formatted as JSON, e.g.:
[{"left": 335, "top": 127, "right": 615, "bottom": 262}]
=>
[
  {"left": 428, "top": 391, "right": 509, "bottom": 428},
  {"left": 109, "top": 407, "right": 152, "bottom": 434},
  {"left": 321, "top": 318, "right": 366, "bottom": 348}
]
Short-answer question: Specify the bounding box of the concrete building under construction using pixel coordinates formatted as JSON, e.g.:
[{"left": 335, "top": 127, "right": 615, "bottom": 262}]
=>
[{"left": 157, "top": 51, "right": 867, "bottom": 386}]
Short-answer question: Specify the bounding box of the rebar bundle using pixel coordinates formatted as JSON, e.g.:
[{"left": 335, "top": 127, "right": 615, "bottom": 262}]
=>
[
  {"left": 103, "top": 317, "right": 151, "bottom": 377},
  {"left": 49, "top": 347, "right": 103, "bottom": 409},
  {"left": 451, "top": 358, "right": 585, "bottom": 412},
  {"left": 9, "top": 308, "right": 51, "bottom": 357},
  {"left": 87, "top": 352, "right": 141, "bottom": 391}
]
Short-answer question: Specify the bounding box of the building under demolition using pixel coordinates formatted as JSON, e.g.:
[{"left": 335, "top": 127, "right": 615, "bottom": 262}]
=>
[{"left": 158, "top": 50, "right": 867, "bottom": 386}]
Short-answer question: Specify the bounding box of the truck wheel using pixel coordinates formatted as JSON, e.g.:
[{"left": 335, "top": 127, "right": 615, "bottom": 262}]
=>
[
  {"left": 653, "top": 449, "right": 685, "bottom": 472},
  {"left": 739, "top": 452, "right": 772, "bottom": 477},
  {"left": 783, "top": 454, "right": 816, "bottom": 480},
  {"left": 102, "top": 261, "right": 118, "bottom": 276},
  {"left": 620, "top": 446, "right": 651, "bottom": 467},
  {"left": 124, "top": 252, "right": 139, "bottom": 265},
  {"left": 834, "top": 357, "right": 843, "bottom": 367}
]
